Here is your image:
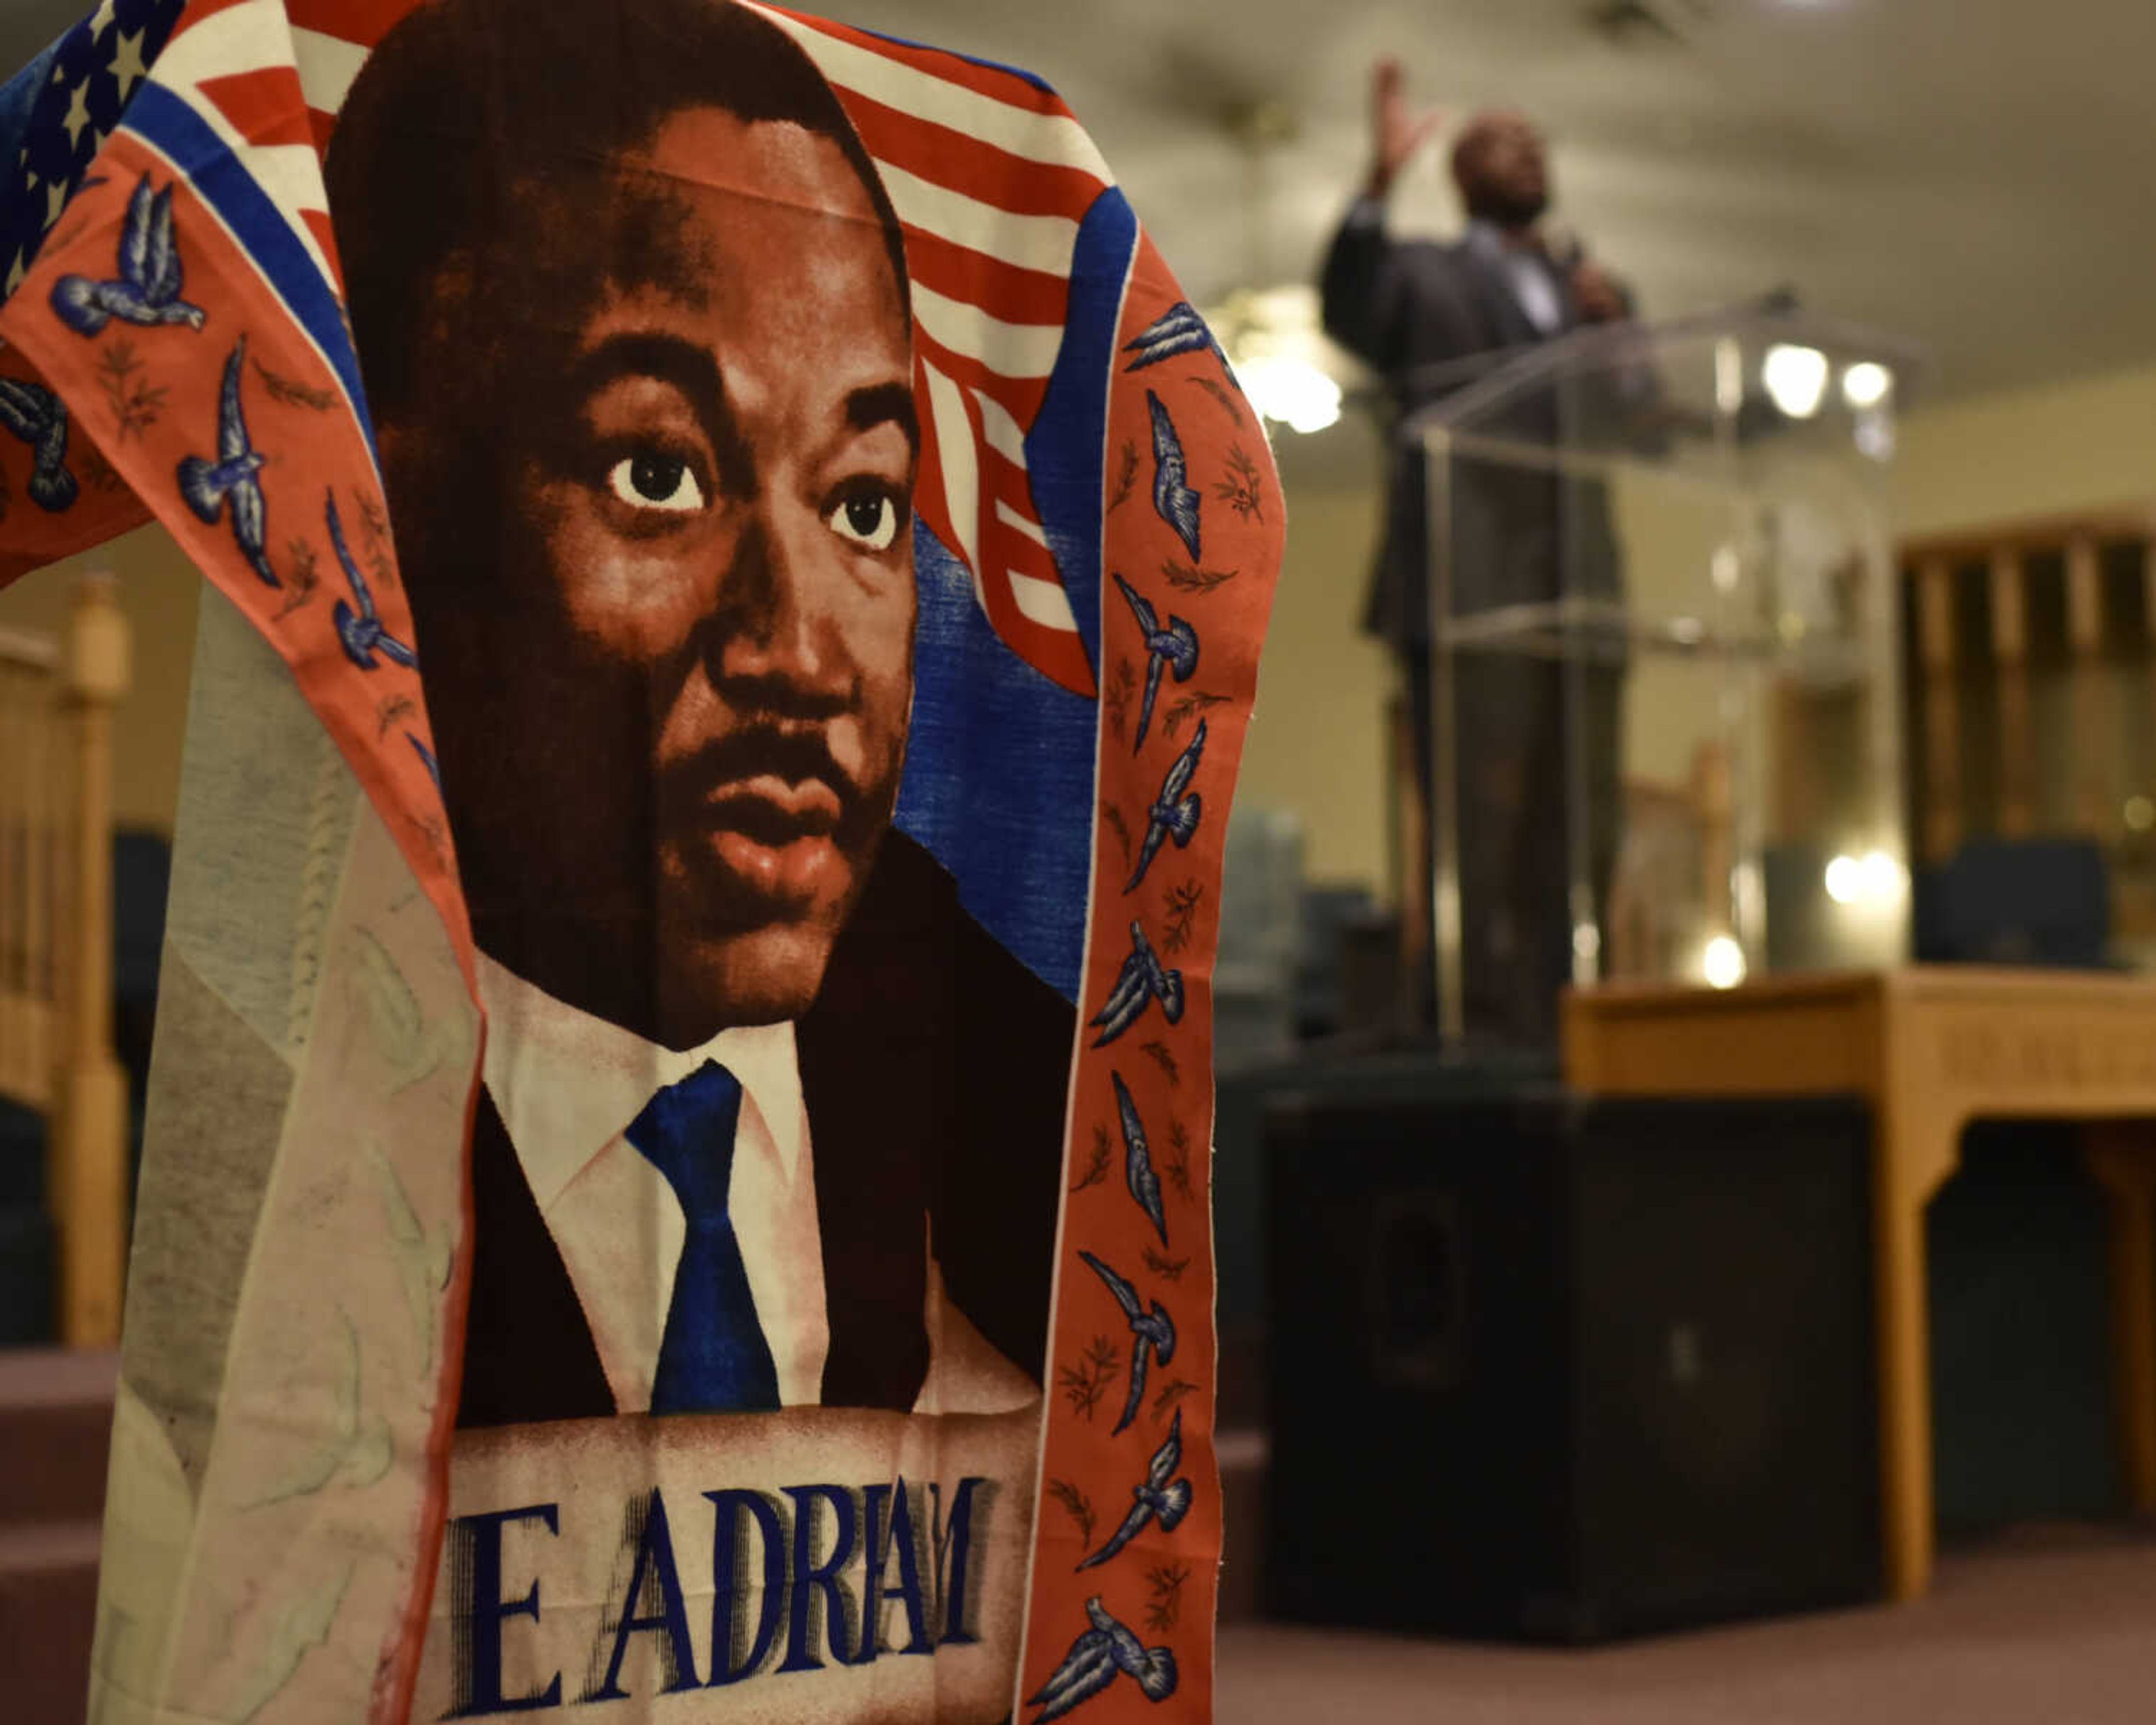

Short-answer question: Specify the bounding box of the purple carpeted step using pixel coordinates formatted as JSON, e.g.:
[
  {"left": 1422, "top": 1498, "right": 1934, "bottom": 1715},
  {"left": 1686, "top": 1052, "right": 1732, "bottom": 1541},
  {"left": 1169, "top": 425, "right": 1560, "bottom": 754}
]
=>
[
  {"left": 0, "top": 1519, "right": 99, "bottom": 1725},
  {"left": 1218, "top": 1426, "right": 1269, "bottom": 1625},
  {"left": 0, "top": 1352, "right": 114, "bottom": 1725},
  {"left": 0, "top": 1349, "right": 116, "bottom": 1527}
]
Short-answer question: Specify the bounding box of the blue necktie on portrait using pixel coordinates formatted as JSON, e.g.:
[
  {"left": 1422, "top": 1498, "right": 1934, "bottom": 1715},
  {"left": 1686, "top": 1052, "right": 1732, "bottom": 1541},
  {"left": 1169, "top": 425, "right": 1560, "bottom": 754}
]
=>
[{"left": 623, "top": 1060, "right": 780, "bottom": 1414}]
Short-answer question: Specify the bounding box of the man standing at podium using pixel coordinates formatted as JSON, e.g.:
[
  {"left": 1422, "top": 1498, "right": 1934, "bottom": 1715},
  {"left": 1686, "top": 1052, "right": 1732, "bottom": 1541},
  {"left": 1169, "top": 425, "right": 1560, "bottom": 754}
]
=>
[{"left": 1322, "top": 62, "right": 1640, "bottom": 1047}]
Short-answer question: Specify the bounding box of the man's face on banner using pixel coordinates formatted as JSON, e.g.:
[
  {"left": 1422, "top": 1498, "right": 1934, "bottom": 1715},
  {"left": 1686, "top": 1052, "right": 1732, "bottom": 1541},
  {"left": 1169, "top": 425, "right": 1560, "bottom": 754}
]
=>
[{"left": 394, "top": 107, "right": 917, "bottom": 1043}]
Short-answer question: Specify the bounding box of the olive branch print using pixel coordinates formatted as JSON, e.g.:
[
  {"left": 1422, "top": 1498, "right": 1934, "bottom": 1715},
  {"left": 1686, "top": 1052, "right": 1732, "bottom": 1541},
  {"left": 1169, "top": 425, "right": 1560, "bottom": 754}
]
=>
[
  {"left": 251, "top": 355, "right": 336, "bottom": 413},
  {"left": 1161, "top": 880, "right": 1204, "bottom": 956},
  {"left": 1213, "top": 442, "right": 1266, "bottom": 523},
  {"left": 1071, "top": 1124, "right": 1113, "bottom": 1195},
  {"left": 1047, "top": 1478, "right": 1097, "bottom": 1547},
  {"left": 1162, "top": 559, "right": 1237, "bottom": 594},
  {"left": 96, "top": 339, "right": 166, "bottom": 440},
  {"left": 1145, "top": 1562, "right": 1192, "bottom": 1632},
  {"left": 1107, "top": 439, "right": 1140, "bottom": 513},
  {"left": 1059, "top": 1335, "right": 1122, "bottom": 1421}
]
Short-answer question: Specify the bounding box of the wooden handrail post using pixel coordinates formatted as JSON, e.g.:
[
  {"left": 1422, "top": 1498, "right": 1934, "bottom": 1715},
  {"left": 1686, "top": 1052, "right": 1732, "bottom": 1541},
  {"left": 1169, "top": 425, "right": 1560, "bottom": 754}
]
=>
[
  {"left": 1988, "top": 550, "right": 2032, "bottom": 837},
  {"left": 51, "top": 572, "right": 130, "bottom": 1347},
  {"left": 1692, "top": 739, "right": 1734, "bottom": 946},
  {"left": 2064, "top": 537, "right": 2108, "bottom": 836},
  {"left": 1913, "top": 558, "right": 1961, "bottom": 864}
]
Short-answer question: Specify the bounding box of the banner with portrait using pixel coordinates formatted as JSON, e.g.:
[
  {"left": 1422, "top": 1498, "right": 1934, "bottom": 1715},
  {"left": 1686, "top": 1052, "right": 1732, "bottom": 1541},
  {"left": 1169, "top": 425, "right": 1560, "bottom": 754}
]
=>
[{"left": 0, "top": 2, "right": 1282, "bottom": 1720}]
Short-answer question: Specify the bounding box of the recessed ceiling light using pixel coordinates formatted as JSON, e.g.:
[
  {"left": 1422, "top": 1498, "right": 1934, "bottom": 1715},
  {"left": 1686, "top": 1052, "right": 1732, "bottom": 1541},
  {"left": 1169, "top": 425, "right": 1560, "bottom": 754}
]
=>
[
  {"left": 1232, "top": 354, "right": 1341, "bottom": 435},
  {"left": 1842, "top": 361, "right": 1892, "bottom": 409},
  {"left": 1762, "top": 344, "right": 1829, "bottom": 418}
]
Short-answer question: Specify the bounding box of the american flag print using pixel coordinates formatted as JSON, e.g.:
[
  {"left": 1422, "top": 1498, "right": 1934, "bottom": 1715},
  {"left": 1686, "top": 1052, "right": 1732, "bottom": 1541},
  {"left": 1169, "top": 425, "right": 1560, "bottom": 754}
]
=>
[
  {"left": 0, "top": 0, "right": 186, "bottom": 295},
  {"left": 754, "top": 5, "right": 1117, "bottom": 697}
]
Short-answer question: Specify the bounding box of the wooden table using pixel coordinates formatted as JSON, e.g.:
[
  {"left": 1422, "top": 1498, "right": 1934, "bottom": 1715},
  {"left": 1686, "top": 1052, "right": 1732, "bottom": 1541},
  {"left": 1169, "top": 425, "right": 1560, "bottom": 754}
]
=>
[{"left": 1562, "top": 967, "right": 2156, "bottom": 1602}]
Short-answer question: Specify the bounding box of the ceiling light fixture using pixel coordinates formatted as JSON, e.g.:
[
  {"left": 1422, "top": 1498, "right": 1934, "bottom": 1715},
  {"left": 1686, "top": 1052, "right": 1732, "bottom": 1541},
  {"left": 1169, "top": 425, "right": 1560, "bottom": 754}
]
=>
[
  {"left": 1762, "top": 343, "right": 1829, "bottom": 418},
  {"left": 1233, "top": 353, "right": 1343, "bottom": 436},
  {"left": 1842, "top": 360, "right": 1892, "bottom": 409}
]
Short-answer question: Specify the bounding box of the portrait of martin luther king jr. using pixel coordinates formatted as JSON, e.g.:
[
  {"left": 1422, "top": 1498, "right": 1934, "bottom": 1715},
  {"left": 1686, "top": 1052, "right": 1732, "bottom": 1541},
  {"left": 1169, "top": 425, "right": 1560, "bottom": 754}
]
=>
[{"left": 325, "top": 0, "right": 1075, "bottom": 1432}]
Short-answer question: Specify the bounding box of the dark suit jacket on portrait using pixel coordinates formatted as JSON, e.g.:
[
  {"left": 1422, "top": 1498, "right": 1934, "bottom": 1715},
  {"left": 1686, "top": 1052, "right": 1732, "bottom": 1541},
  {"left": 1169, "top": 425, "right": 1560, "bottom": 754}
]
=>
[{"left": 456, "top": 832, "right": 1076, "bottom": 1429}]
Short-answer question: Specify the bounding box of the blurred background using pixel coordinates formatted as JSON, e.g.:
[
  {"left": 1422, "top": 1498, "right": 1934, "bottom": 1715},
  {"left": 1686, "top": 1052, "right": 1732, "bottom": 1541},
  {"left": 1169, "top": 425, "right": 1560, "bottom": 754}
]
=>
[{"left": 10, "top": 1, "right": 2156, "bottom": 1719}]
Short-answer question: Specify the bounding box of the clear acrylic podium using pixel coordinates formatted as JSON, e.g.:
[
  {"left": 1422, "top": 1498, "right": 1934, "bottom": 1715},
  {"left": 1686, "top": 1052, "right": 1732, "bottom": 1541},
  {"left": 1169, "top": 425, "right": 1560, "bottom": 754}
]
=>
[{"left": 1411, "top": 310, "right": 1916, "bottom": 1045}]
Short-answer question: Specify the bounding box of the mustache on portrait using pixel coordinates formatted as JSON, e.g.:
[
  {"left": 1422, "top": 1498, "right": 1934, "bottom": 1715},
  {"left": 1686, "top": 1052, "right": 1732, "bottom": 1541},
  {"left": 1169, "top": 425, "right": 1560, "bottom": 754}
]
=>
[{"left": 659, "top": 720, "right": 868, "bottom": 827}]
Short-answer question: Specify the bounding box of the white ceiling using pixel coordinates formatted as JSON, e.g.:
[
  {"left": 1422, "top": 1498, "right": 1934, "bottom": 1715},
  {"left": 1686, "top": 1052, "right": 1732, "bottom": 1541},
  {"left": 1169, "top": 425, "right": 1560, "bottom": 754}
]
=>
[{"left": 5, "top": 0, "right": 2150, "bottom": 401}]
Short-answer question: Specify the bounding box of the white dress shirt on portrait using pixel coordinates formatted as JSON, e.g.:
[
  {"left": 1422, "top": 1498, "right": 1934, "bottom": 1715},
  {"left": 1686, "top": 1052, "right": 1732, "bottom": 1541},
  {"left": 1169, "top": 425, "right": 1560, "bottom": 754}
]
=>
[{"left": 476, "top": 953, "right": 1036, "bottom": 1419}]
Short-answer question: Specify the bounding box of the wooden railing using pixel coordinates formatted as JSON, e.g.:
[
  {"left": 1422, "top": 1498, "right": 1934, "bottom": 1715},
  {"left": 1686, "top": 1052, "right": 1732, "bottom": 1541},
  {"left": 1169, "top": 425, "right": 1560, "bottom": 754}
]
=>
[
  {"left": 1901, "top": 503, "right": 2156, "bottom": 873},
  {"left": 1605, "top": 742, "right": 1734, "bottom": 984},
  {"left": 0, "top": 573, "right": 130, "bottom": 1345}
]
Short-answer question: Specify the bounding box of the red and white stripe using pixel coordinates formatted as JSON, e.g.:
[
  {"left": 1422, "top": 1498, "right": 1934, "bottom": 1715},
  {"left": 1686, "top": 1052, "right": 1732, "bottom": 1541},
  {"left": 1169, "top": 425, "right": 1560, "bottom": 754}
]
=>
[
  {"left": 147, "top": 0, "right": 344, "bottom": 290},
  {"left": 158, "top": 0, "right": 1108, "bottom": 697},
  {"left": 761, "top": 3, "right": 1109, "bottom": 696}
]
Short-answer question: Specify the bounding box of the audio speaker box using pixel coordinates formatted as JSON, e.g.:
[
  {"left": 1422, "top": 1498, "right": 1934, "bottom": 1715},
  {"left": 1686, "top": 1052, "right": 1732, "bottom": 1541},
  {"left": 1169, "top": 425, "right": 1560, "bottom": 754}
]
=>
[{"left": 1263, "top": 1083, "right": 1879, "bottom": 1642}]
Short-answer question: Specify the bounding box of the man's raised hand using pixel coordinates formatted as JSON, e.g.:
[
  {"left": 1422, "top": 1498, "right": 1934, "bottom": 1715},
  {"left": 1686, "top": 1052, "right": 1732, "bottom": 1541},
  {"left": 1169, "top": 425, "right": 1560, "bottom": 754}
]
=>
[{"left": 1367, "top": 57, "right": 1445, "bottom": 199}]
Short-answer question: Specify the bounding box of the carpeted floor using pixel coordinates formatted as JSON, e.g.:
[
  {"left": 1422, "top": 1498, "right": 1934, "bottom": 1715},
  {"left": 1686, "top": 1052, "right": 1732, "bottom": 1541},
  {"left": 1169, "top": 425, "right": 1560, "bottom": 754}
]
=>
[{"left": 1217, "top": 1524, "right": 2156, "bottom": 1723}]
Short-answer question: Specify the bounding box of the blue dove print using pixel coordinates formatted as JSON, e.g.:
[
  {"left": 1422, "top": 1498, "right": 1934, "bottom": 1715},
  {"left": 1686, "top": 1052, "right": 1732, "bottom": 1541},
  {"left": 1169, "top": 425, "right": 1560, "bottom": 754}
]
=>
[
  {"left": 1112, "top": 1071, "right": 1168, "bottom": 1248},
  {"left": 1125, "top": 719, "right": 1205, "bottom": 894},
  {"left": 1078, "top": 1249, "right": 1176, "bottom": 1436},
  {"left": 177, "top": 339, "right": 276, "bottom": 587},
  {"left": 1077, "top": 1409, "right": 1193, "bottom": 1571},
  {"left": 1145, "top": 390, "right": 1201, "bottom": 562},
  {"left": 1028, "top": 1598, "right": 1179, "bottom": 1721},
  {"left": 1121, "top": 301, "right": 1226, "bottom": 373},
  {"left": 52, "top": 175, "right": 206, "bottom": 335},
  {"left": 0, "top": 378, "right": 77, "bottom": 511},
  {"left": 326, "top": 489, "right": 415, "bottom": 670},
  {"left": 1090, "top": 920, "right": 1184, "bottom": 1047},
  {"left": 1111, "top": 573, "right": 1198, "bottom": 751}
]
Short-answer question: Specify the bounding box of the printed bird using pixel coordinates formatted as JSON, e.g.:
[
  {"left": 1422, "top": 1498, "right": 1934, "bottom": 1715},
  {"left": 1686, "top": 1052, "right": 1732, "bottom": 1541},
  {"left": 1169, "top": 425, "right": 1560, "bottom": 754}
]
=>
[
  {"left": 326, "top": 488, "right": 415, "bottom": 670},
  {"left": 177, "top": 339, "right": 277, "bottom": 587},
  {"left": 1079, "top": 1249, "right": 1176, "bottom": 1436},
  {"left": 1028, "top": 1597, "right": 1179, "bottom": 1721},
  {"left": 1145, "top": 390, "right": 1201, "bottom": 562},
  {"left": 1111, "top": 572, "right": 1198, "bottom": 751},
  {"left": 1077, "top": 1409, "right": 1193, "bottom": 1571},
  {"left": 1089, "top": 920, "right": 1184, "bottom": 1048},
  {"left": 1125, "top": 719, "right": 1206, "bottom": 894},
  {"left": 0, "top": 378, "right": 77, "bottom": 512},
  {"left": 1121, "top": 301, "right": 1227, "bottom": 374},
  {"left": 51, "top": 174, "right": 207, "bottom": 335},
  {"left": 1112, "top": 1072, "right": 1168, "bottom": 1247},
  {"left": 408, "top": 733, "right": 440, "bottom": 788}
]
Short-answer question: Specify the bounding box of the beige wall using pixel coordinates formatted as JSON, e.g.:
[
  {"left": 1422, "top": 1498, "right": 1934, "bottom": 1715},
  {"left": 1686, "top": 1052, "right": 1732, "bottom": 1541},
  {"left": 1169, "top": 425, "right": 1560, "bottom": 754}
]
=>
[
  {"left": 1235, "top": 451, "right": 1397, "bottom": 897},
  {"left": 1896, "top": 360, "right": 2156, "bottom": 534},
  {"left": 0, "top": 525, "right": 200, "bottom": 837}
]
